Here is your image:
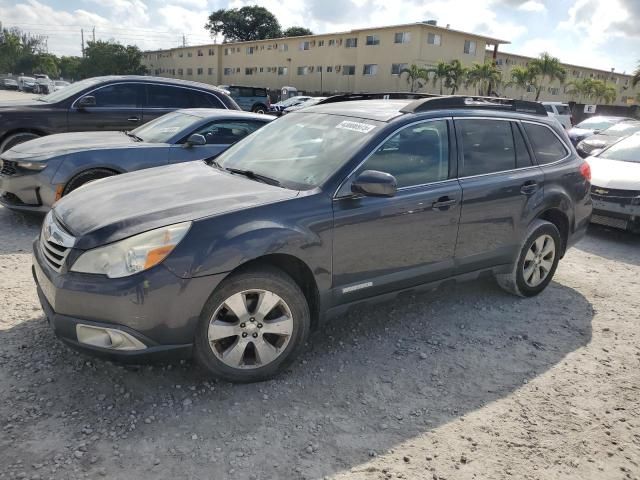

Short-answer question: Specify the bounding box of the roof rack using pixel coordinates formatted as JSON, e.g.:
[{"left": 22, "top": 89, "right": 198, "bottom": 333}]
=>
[
  {"left": 400, "top": 95, "right": 548, "bottom": 116},
  {"left": 317, "top": 92, "right": 439, "bottom": 104}
]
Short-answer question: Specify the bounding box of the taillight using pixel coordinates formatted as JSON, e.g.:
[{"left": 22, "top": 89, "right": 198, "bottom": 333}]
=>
[{"left": 580, "top": 161, "right": 591, "bottom": 181}]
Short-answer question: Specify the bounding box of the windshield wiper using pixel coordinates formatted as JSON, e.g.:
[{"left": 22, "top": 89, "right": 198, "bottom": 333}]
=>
[
  {"left": 224, "top": 168, "right": 282, "bottom": 187},
  {"left": 123, "top": 130, "right": 143, "bottom": 142}
]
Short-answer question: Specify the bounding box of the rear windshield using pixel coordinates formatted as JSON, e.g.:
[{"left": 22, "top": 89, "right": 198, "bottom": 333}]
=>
[
  {"left": 555, "top": 105, "right": 570, "bottom": 115},
  {"left": 599, "top": 134, "right": 640, "bottom": 163},
  {"left": 216, "top": 112, "right": 382, "bottom": 189}
]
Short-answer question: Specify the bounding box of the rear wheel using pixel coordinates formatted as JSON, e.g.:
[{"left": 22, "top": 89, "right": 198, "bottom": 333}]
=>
[
  {"left": 496, "top": 219, "right": 561, "bottom": 297},
  {"left": 251, "top": 104, "right": 268, "bottom": 114},
  {"left": 195, "top": 267, "right": 310, "bottom": 383},
  {"left": 0, "top": 132, "right": 40, "bottom": 152},
  {"left": 63, "top": 168, "right": 116, "bottom": 196}
]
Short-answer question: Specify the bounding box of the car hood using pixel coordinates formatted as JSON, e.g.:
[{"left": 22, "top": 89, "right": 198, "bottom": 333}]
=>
[
  {"left": 568, "top": 127, "right": 593, "bottom": 139},
  {"left": 3, "top": 131, "right": 141, "bottom": 160},
  {"left": 0, "top": 98, "right": 46, "bottom": 108},
  {"left": 587, "top": 156, "right": 640, "bottom": 190},
  {"left": 54, "top": 161, "right": 299, "bottom": 250}
]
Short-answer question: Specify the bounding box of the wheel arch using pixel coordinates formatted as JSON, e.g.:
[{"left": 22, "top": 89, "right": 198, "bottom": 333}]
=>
[
  {"left": 536, "top": 208, "right": 570, "bottom": 257},
  {"left": 62, "top": 166, "right": 122, "bottom": 195},
  {"left": 0, "top": 128, "right": 48, "bottom": 149}
]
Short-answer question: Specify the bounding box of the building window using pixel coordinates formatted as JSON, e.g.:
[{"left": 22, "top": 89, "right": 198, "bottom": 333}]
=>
[
  {"left": 297, "top": 66, "right": 308, "bottom": 75},
  {"left": 463, "top": 40, "right": 476, "bottom": 55},
  {"left": 427, "top": 33, "right": 441, "bottom": 45},
  {"left": 391, "top": 63, "right": 408, "bottom": 75},
  {"left": 208, "top": 68, "right": 213, "bottom": 75},
  {"left": 245, "top": 67, "right": 253, "bottom": 75},
  {"left": 394, "top": 32, "right": 410, "bottom": 44},
  {"left": 224, "top": 48, "right": 229, "bottom": 56},
  {"left": 259, "top": 67, "right": 264, "bottom": 73},
  {"left": 318, "top": 40, "right": 325, "bottom": 46},
  {"left": 224, "top": 67, "right": 233, "bottom": 75},
  {"left": 187, "top": 52, "right": 192, "bottom": 57},
  {"left": 342, "top": 65, "right": 356, "bottom": 75},
  {"left": 208, "top": 48, "right": 215, "bottom": 56},
  {"left": 548, "top": 87, "right": 559, "bottom": 95},
  {"left": 279, "top": 44, "right": 288, "bottom": 52},
  {"left": 328, "top": 39, "right": 335, "bottom": 46},
  {"left": 236, "top": 67, "right": 240, "bottom": 72},
  {"left": 177, "top": 68, "right": 184, "bottom": 76},
  {"left": 186, "top": 68, "right": 193, "bottom": 76},
  {"left": 278, "top": 66, "right": 288, "bottom": 76},
  {"left": 178, "top": 52, "right": 183, "bottom": 58},
  {"left": 326, "top": 66, "right": 333, "bottom": 73},
  {"left": 246, "top": 46, "right": 255, "bottom": 55},
  {"left": 496, "top": 58, "right": 504, "bottom": 65},
  {"left": 345, "top": 37, "right": 358, "bottom": 48},
  {"left": 366, "top": 35, "right": 380, "bottom": 46},
  {"left": 363, "top": 64, "right": 378, "bottom": 76},
  {"left": 527, "top": 84, "right": 536, "bottom": 93},
  {"left": 299, "top": 41, "right": 310, "bottom": 50},
  {"left": 197, "top": 49, "right": 203, "bottom": 56},
  {"left": 197, "top": 67, "right": 203, "bottom": 75}
]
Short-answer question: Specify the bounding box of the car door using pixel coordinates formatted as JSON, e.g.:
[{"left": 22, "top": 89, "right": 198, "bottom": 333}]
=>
[
  {"left": 453, "top": 118, "right": 545, "bottom": 273},
  {"left": 142, "top": 85, "right": 225, "bottom": 123},
  {"left": 67, "top": 83, "right": 144, "bottom": 132},
  {"left": 331, "top": 119, "right": 462, "bottom": 304},
  {"left": 168, "top": 119, "right": 266, "bottom": 163}
]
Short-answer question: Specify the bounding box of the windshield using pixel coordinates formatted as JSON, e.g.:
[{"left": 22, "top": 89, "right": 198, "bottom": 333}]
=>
[
  {"left": 602, "top": 122, "right": 640, "bottom": 136},
  {"left": 576, "top": 118, "right": 619, "bottom": 131},
  {"left": 216, "top": 112, "right": 382, "bottom": 189},
  {"left": 38, "top": 77, "right": 102, "bottom": 103},
  {"left": 278, "top": 96, "right": 310, "bottom": 107},
  {"left": 131, "top": 111, "right": 199, "bottom": 143},
  {"left": 599, "top": 134, "right": 640, "bottom": 163}
]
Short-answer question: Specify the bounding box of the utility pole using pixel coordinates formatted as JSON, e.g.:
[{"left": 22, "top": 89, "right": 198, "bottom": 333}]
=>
[
  {"left": 81, "top": 28, "right": 85, "bottom": 57},
  {"left": 92, "top": 26, "right": 95, "bottom": 43},
  {"left": 182, "top": 34, "right": 186, "bottom": 47}
]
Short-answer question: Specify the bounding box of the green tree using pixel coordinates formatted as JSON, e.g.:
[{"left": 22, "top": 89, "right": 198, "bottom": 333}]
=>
[
  {"left": 529, "top": 52, "right": 566, "bottom": 101},
  {"left": 283, "top": 26, "right": 313, "bottom": 37},
  {"left": 79, "top": 41, "right": 147, "bottom": 77},
  {"left": 427, "top": 61, "right": 450, "bottom": 95},
  {"left": 466, "top": 61, "right": 502, "bottom": 96},
  {"left": 400, "top": 64, "right": 429, "bottom": 92},
  {"left": 565, "top": 78, "right": 595, "bottom": 103},
  {"left": 592, "top": 81, "right": 617, "bottom": 104},
  {"left": 0, "top": 26, "right": 48, "bottom": 73},
  {"left": 505, "top": 66, "right": 536, "bottom": 99},
  {"left": 445, "top": 59, "right": 468, "bottom": 95},
  {"left": 58, "top": 56, "right": 82, "bottom": 80},
  {"left": 205, "top": 6, "right": 281, "bottom": 42}
]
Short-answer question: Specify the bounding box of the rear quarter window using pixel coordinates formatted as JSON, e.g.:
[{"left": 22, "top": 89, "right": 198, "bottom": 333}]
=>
[
  {"left": 522, "top": 123, "right": 569, "bottom": 165},
  {"left": 555, "top": 105, "right": 571, "bottom": 115}
]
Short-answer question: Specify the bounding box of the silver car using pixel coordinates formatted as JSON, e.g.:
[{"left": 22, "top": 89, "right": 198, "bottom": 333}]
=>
[{"left": 0, "top": 109, "right": 271, "bottom": 213}]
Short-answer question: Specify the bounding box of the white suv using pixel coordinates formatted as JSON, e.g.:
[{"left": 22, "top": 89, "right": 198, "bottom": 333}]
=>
[{"left": 542, "top": 102, "right": 573, "bottom": 130}]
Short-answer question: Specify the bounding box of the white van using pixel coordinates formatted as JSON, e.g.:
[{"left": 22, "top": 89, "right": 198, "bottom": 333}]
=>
[{"left": 542, "top": 102, "right": 573, "bottom": 130}]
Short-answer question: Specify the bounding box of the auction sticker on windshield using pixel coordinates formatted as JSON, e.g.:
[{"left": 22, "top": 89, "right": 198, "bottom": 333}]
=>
[{"left": 336, "top": 121, "right": 376, "bottom": 134}]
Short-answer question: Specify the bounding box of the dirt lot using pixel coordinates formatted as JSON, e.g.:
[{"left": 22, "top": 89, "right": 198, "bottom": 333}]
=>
[{"left": 0, "top": 204, "right": 638, "bottom": 480}]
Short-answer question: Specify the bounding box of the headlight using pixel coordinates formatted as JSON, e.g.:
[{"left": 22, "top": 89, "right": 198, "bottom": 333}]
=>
[
  {"left": 71, "top": 222, "right": 191, "bottom": 278},
  {"left": 16, "top": 161, "right": 47, "bottom": 170}
]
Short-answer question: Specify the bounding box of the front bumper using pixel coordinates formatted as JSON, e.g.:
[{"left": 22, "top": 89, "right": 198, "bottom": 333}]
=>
[
  {"left": 32, "top": 237, "right": 227, "bottom": 361},
  {"left": 0, "top": 167, "right": 58, "bottom": 213},
  {"left": 590, "top": 197, "right": 640, "bottom": 232}
]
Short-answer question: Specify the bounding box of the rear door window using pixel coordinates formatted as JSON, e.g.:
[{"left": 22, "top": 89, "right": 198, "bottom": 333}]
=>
[
  {"left": 92, "top": 83, "right": 143, "bottom": 107},
  {"left": 189, "top": 90, "right": 224, "bottom": 108},
  {"left": 457, "top": 119, "right": 516, "bottom": 176},
  {"left": 522, "top": 123, "right": 569, "bottom": 164},
  {"left": 513, "top": 123, "right": 533, "bottom": 168},
  {"left": 146, "top": 84, "right": 192, "bottom": 108}
]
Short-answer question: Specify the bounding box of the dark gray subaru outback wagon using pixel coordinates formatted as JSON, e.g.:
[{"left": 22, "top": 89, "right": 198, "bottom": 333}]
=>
[{"left": 32, "top": 94, "right": 592, "bottom": 383}]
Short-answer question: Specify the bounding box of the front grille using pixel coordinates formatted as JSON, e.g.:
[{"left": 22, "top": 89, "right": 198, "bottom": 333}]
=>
[
  {"left": 0, "top": 159, "right": 17, "bottom": 176},
  {"left": 591, "top": 213, "right": 629, "bottom": 230},
  {"left": 39, "top": 213, "right": 75, "bottom": 272},
  {"left": 591, "top": 185, "right": 640, "bottom": 205}
]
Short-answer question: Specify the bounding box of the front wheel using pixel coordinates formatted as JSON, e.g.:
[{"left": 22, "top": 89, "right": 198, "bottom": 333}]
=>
[
  {"left": 251, "top": 104, "right": 268, "bottom": 114},
  {"left": 195, "top": 267, "right": 310, "bottom": 383},
  {"left": 496, "top": 220, "right": 561, "bottom": 297},
  {"left": 62, "top": 168, "right": 116, "bottom": 196}
]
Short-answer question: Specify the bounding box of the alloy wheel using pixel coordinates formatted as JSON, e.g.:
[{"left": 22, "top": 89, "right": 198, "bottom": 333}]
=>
[
  {"left": 523, "top": 234, "right": 556, "bottom": 287},
  {"left": 207, "top": 289, "right": 294, "bottom": 369}
]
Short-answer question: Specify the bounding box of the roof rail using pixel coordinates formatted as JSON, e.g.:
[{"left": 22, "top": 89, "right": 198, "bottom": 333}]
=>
[
  {"left": 317, "top": 92, "right": 438, "bottom": 104},
  {"left": 400, "top": 95, "right": 548, "bottom": 116}
]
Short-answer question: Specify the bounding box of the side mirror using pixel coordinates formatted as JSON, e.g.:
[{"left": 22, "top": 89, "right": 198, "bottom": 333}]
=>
[
  {"left": 77, "top": 95, "right": 96, "bottom": 108},
  {"left": 590, "top": 148, "right": 603, "bottom": 157},
  {"left": 185, "top": 133, "right": 206, "bottom": 147},
  {"left": 351, "top": 170, "right": 397, "bottom": 197}
]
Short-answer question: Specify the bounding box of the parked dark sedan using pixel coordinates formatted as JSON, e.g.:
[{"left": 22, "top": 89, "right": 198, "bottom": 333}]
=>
[
  {"left": 576, "top": 120, "right": 640, "bottom": 157},
  {"left": 567, "top": 116, "right": 635, "bottom": 146},
  {"left": 0, "top": 109, "right": 271, "bottom": 212},
  {"left": 0, "top": 75, "right": 240, "bottom": 152}
]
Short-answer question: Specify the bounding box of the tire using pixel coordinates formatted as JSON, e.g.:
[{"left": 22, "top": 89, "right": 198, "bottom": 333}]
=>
[
  {"left": 63, "top": 168, "right": 116, "bottom": 196},
  {"left": 0, "top": 132, "right": 40, "bottom": 152},
  {"left": 496, "top": 219, "right": 562, "bottom": 297},
  {"left": 194, "top": 267, "right": 311, "bottom": 383},
  {"left": 251, "top": 104, "right": 268, "bottom": 114}
]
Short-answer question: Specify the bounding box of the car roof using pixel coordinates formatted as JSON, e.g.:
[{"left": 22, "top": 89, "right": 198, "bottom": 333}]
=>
[
  {"left": 582, "top": 115, "right": 634, "bottom": 121},
  {"left": 541, "top": 101, "right": 568, "bottom": 105},
  {"left": 87, "top": 75, "right": 229, "bottom": 94},
  {"left": 176, "top": 108, "right": 273, "bottom": 121}
]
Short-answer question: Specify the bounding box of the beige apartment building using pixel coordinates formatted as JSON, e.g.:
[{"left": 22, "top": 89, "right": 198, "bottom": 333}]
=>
[
  {"left": 142, "top": 21, "right": 638, "bottom": 107},
  {"left": 143, "top": 21, "right": 506, "bottom": 96},
  {"left": 494, "top": 51, "right": 639, "bottom": 106}
]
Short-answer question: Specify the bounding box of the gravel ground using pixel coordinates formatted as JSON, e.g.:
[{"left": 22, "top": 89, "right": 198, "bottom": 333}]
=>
[{"left": 1, "top": 204, "right": 638, "bottom": 480}]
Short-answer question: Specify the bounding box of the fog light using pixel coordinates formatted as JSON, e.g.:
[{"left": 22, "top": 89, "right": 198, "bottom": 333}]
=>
[{"left": 76, "top": 324, "right": 147, "bottom": 351}]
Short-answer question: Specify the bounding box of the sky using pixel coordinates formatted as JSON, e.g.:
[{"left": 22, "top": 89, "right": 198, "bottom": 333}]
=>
[{"left": 1, "top": 0, "right": 638, "bottom": 74}]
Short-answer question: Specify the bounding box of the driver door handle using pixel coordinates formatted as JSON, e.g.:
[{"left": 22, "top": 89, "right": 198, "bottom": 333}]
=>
[
  {"left": 432, "top": 196, "right": 457, "bottom": 210},
  {"left": 127, "top": 116, "right": 140, "bottom": 122},
  {"left": 520, "top": 180, "right": 539, "bottom": 195}
]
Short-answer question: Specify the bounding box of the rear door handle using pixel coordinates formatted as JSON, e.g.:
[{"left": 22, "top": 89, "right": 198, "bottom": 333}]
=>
[
  {"left": 127, "top": 116, "right": 140, "bottom": 122},
  {"left": 432, "top": 196, "right": 457, "bottom": 210},
  {"left": 520, "top": 181, "right": 539, "bottom": 195}
]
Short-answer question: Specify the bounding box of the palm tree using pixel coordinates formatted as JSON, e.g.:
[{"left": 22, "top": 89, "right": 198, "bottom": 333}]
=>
[
  {"left": 565, "top": 78, "right": 594, "bottom": 103},
  {"left": 529, "top": 52, "right": 566, "bottom": 101},
  {"left": 427, "top": 61, "right": 449, "bottom": 95},
  {"left": 505, "top": 66, "right": 536, "bottom": 99},
  {"left": 592, "top": 81, "right": 617, "bottom": 104},
  {"left": 445, "top": 59, "right": 467, "bottom": 95},
  {"left": 400, "top": 64, "right": 429, "bottom": 92},
  {"left": 466, "top": 61, "right": 501, "bottom": 96},
  {"left": 633, "top": 61, "right": 640, "bottom": 88}
]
